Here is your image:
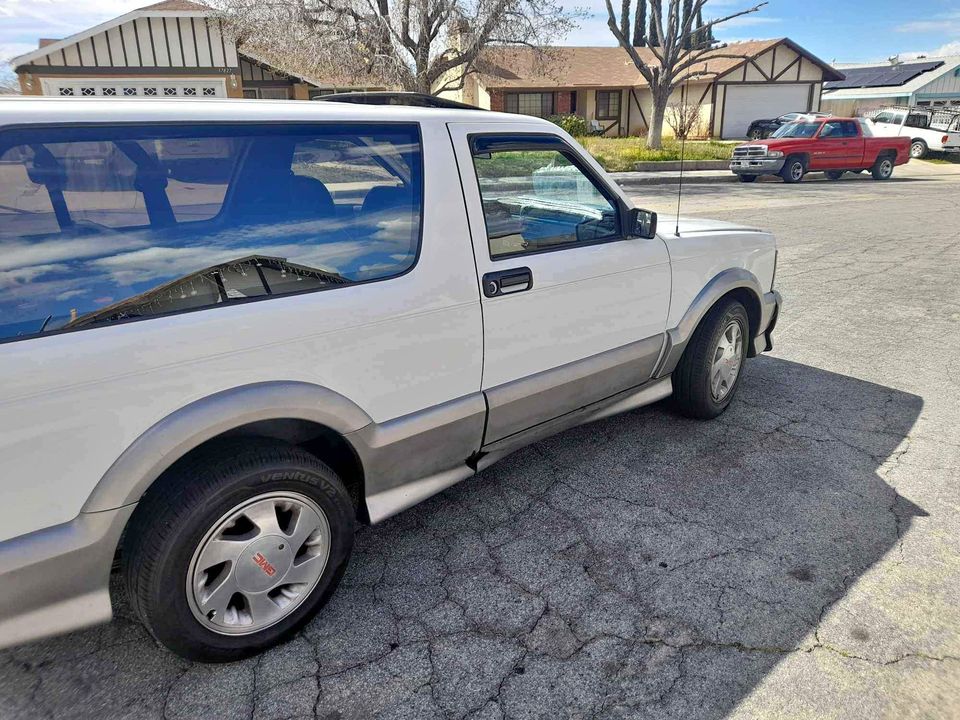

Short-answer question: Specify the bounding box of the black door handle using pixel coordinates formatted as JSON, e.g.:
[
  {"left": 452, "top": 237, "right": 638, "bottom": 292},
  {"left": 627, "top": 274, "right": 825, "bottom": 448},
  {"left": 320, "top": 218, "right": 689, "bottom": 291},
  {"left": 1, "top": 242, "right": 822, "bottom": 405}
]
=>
[{"left": 482, "top": 267, "right": 533, "bottom": 298}]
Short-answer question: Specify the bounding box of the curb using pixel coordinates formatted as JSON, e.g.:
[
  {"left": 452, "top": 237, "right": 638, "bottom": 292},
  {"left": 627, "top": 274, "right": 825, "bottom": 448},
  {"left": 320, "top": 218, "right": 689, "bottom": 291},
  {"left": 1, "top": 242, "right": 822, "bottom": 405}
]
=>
[
  {"left": 616, "top": 174, "right": 738, "bottom": 188},
  {"left": 632, "top": 159, "right": 730, "bottom": 172}
]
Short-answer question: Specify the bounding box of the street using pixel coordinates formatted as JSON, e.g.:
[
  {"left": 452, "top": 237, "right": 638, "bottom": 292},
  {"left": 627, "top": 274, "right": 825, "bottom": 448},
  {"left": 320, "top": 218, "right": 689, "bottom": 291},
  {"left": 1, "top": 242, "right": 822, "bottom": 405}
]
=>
[{"left": 1, "top": 169, "right": 958, "bottom": 719}]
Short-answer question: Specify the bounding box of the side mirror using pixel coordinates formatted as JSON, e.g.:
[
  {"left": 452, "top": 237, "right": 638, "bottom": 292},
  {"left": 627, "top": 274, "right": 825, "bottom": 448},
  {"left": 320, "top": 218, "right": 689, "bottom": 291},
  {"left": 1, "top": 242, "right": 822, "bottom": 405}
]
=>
[{"left": 627, "top": 207, "right": 658, "bottom": 239}]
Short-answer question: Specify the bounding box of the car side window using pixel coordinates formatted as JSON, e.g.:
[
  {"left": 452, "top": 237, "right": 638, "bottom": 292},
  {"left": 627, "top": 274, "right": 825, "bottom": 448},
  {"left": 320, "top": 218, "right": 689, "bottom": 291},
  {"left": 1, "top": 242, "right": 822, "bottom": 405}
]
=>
[
  {"left": 0, "top": 122, "right": 423, "bottom": 343},
  {"left": 820, "top": 121, "right": 844, "bottom": 138},
  {"left": 470, "top": 136, "right": 620, "bottom": 260},
  {"left": 841, "top": 120, "right": 860, "bottom": 137}
]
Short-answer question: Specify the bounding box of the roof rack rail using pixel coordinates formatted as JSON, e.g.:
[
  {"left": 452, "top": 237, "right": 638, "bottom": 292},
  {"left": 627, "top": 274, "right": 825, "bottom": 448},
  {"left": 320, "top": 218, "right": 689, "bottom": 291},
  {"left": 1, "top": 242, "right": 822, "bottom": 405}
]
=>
[{"left": 312, "top": 91, "right": 484, "bottom": 110}]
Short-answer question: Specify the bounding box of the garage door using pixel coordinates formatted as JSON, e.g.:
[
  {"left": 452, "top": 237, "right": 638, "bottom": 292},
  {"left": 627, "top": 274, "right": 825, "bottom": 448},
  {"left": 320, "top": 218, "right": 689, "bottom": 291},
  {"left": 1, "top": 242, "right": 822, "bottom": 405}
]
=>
[
  {"left": 721, "top": 84, "right": 811, "bottom": 139},
  {"left": 41, "top": 78, "right": 227, "bottom": 99}
]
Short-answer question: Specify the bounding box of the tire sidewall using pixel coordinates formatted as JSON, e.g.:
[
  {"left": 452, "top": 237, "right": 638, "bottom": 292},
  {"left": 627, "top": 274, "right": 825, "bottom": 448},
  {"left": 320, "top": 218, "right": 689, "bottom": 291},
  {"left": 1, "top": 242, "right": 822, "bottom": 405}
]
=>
[
  {"left": 699, "top": 304, "right": 749, "bottom": 414},
  {"left": 781, "top": 158, "right": 805, "bottom": 183},
  {"left": 142, "top": 466, "right": 354, "bottom": 662},
  {"left": 910, "top": 140, "right": 926, "bottom": 159}
]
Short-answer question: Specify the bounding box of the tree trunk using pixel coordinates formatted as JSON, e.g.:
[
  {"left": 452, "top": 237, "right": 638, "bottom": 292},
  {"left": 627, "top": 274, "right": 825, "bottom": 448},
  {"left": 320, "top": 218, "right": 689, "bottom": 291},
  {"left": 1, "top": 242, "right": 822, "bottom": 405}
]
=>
[{"left": 646, "top": 87, "right": 668, "bottom": 149}]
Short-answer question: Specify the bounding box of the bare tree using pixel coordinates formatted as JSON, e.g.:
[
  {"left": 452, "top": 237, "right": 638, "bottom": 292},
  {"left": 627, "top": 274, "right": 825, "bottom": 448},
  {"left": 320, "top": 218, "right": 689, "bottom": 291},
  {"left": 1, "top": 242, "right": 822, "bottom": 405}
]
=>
[
  {"left": 604, "top": 0, "right": 767, "bottom": 148},
  {"left": 213, "top": 0, "right": 580, "bottom": 95},
  {"left": 665, "top": 98, "right": 701, "bottom": 139}
]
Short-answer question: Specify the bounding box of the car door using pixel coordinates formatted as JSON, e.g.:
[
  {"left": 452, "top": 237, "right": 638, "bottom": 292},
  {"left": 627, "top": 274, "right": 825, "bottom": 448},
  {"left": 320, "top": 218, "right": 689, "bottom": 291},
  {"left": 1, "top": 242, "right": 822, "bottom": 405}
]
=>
[
  {"left": 447, "top": 123, "right": 671, "bottom": 445},
  {"left": 810, "top": 120, "right": 849, "bottom": 170}
]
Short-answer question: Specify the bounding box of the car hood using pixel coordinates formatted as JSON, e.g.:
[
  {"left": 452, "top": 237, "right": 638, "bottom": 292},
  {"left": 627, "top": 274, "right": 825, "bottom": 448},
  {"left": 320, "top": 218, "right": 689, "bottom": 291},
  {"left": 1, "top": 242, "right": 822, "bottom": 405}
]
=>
[{"left": 663, "top": 216, "right": 764, "bottom": 235}]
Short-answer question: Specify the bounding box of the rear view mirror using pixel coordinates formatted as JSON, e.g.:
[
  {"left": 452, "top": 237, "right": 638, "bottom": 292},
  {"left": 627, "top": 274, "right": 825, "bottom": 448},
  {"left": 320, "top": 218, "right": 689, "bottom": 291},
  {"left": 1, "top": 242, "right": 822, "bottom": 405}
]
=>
[{"left": 628, "top": 207, "right": 658, "bottom": 239}]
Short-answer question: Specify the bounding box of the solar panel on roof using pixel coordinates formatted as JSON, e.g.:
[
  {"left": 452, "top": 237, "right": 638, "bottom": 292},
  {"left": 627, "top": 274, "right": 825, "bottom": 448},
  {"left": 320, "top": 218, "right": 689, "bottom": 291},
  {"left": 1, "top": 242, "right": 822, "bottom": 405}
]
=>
[{"left": 825, "top": 61, "right": 944, "bottom": 89}]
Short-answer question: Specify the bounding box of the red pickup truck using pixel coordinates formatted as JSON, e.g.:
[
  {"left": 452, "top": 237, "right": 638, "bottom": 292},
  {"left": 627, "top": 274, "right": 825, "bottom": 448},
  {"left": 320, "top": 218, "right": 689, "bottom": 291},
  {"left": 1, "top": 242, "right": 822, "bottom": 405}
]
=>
[{"left": 729, "top": 117, "right": 911, "bottom": 183}]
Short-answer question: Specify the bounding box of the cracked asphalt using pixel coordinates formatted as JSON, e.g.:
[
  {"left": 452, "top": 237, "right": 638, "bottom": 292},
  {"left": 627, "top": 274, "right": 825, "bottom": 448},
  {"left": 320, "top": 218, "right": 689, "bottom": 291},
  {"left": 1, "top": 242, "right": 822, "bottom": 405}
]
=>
[{"left": 2, "top": 168, "right": 959, "bottom": 719}]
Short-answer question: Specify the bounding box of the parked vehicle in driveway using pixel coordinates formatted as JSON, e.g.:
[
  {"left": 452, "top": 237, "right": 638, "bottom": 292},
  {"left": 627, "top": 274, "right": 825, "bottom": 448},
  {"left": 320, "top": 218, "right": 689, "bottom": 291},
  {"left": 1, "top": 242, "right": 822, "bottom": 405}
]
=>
[
  {"left": 745, "top": 111, "right": 831, "bottom": 140},
  {"left": 869, "top": 106, "right": 960, "bottom": 158},
  {"left": 0, "top": 97, "right": 780, "bottom": 662},
  {"left": 730, "top": 117, "right": 911, "bottom": 183}
]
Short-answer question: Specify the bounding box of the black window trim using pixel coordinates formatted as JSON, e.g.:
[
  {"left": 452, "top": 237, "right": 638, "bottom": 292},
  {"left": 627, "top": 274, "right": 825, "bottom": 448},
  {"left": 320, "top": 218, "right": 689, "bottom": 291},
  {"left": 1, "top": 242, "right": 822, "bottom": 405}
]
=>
[
  {"left": 595, "top": 90, "right": 621, "bottom": 121},
  {"left": 0, "top": 120, "right": 426, "bottom": 346},
  {"left": 467, "top": 132, "right": 629, "bottom": 262}
]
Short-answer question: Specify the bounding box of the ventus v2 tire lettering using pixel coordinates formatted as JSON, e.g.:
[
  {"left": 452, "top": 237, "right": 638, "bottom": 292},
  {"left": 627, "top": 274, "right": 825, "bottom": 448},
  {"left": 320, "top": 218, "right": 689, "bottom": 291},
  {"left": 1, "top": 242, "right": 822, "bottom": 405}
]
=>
[
  {"left": 672, "top": 299, "right": 750, "bottom": 419},
  {"left": 121, "top": 439, "right": 355, "bottom": 662}
]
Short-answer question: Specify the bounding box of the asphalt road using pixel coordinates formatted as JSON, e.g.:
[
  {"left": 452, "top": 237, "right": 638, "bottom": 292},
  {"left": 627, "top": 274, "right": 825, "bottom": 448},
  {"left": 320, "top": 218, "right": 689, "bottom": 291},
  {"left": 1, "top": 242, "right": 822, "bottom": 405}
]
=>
[{"left": 2, "top": 169, "right": 959, "bottom": 719}]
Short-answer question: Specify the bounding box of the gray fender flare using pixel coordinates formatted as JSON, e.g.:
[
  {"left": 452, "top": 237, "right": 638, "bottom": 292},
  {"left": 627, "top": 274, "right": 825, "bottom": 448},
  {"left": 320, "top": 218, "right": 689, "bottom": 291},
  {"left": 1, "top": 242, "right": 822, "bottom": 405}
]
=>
[
  {"left": 82, "top": 381, "right": 373, "bottom": 513},
  {"left": 654, "top": 267, "right": 764, "bottom": 378}
]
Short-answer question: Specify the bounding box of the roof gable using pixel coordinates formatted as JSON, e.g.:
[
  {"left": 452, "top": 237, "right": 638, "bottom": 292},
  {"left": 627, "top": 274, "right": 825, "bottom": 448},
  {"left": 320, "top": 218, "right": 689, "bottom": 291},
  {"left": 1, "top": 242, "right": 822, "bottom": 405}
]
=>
[
  {"left": 477, "top": 38, "right": 842, "bottom": 89},
  {"left": 11, "top": 1, "right": 212, "bottom": 69}
]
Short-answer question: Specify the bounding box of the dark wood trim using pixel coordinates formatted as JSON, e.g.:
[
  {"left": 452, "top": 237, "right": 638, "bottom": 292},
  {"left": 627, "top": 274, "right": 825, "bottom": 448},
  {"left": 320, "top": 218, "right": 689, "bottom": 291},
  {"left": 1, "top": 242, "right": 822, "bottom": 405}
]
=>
[
  {"left": 19, "top": 65, "right": 239, "bottom": 76},
  {"left": 708, "top": 82, "right": 718, "bottom": 136},
  {"left": 242, "top": 78, "right": 294, "bottom": 87},
  {"left": 717, "top": 86, "right": 725, "bottom": 139},
  {"left": 133, "top": 20, "right": 144, "bottom": 67},
  {"left": 205, "top": 19, "right": 215, "bottom": 67},
  {"left": 716, "top": 80, "right": 812, "bottom": 86},
  {"left": 146, "top": 17, "right": 158, "bottom": 66},
  {"left": 175, "top": 18, "right": 186, "bottom": 67},
  {"left": 772, "top": 45, "right": 777, "bottom": 77},
  {"left": 749, "top": 58, "right": 771, "bottom": 81},
  {"left": 796, "top": 58, "right": 802, "bottom": 81},
  {"left": 696, "top": 82, "right": 712, "bottom": 106},
  {"left": 105, "top": 28, "right": 115, "bottom": 66},
  {"left": 807, "top": 82, "right": 814, "bottom": 111},
  {"left": 218, "top": 19, "right": 228, "bottom": 66},
  {"left": 161, "top": 18, "right": 171, "bottom": 67},
  {"left": 118, "top": 24, "right": 128, "bottom": 66},
  {"left": 773, "top": 55, "right": 800, "bottom": 81},
  {"left": 89, "top": 37, "right": 99, "bottom": 67},
  {"left": 190, "top": 18, "right": 200, "bottom": 66},
  {"left": 628, "top": 88, "right": 647, "bottom": 129},
  {"left": 60, "top": 49, "right": 67, "bottom": 66}
]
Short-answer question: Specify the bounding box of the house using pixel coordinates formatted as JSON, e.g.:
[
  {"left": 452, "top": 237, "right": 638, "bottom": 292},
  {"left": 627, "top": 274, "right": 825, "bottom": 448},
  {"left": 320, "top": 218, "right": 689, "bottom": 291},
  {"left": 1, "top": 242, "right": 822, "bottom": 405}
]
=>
[
  {"left": 820, "top": 57, "right": 960, "bottom": 116},
  {"left": 9, "top": 0, "right": 376, "bottom": 100},
  {"left": 446, "top": 38, "right": 843, "bottom": 139}
]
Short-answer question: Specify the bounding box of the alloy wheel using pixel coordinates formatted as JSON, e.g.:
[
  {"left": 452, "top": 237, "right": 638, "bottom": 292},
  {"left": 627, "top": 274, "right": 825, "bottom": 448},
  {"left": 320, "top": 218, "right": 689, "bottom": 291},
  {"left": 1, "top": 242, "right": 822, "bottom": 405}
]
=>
[
  {"left": 186, "top": 492, "right": 331, "bottom": 635},
  {"left": 710, "top": 320, "right": 744, "bottom": 401}
]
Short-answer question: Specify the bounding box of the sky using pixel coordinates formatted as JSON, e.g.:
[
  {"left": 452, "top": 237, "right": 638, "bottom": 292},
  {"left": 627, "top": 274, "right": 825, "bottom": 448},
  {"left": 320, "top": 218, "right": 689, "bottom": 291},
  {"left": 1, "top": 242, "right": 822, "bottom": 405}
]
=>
[{"left": 2, "top": 0, "right": 960, "bottom": 84}]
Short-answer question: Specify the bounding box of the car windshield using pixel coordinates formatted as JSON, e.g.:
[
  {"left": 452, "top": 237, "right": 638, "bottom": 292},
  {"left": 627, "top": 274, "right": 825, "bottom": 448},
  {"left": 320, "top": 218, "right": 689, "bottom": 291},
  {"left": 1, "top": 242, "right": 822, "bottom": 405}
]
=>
[{"left": 771, "top": 122, "right": 820, "bottom": 138}]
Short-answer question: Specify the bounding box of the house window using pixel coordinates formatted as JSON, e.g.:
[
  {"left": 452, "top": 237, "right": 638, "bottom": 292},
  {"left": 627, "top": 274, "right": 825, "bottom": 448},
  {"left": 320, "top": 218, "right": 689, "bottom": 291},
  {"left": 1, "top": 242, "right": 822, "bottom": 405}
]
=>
[
  {"left": 504, "top": 92, "right": 555, "bottom": 118},
  {"left": 596, "top": 91, "right": 621, "bottom": 120}
]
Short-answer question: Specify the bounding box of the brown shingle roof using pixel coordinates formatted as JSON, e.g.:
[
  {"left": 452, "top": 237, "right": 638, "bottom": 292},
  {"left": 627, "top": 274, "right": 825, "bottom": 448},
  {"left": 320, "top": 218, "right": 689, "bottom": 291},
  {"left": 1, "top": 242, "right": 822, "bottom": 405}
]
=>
[{"left": 478, "top": 39, "right": 786, "bottom": 89}]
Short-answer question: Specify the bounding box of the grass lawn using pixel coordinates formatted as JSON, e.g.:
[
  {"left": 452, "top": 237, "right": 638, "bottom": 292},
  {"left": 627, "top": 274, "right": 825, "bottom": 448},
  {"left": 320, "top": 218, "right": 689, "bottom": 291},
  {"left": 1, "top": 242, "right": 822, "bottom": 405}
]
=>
[
  {"left": 922, "top": 153, "right": 960, "bottom": 165},
  {"left": 577, "top": 137, "right": 735, "bottom": 171}
]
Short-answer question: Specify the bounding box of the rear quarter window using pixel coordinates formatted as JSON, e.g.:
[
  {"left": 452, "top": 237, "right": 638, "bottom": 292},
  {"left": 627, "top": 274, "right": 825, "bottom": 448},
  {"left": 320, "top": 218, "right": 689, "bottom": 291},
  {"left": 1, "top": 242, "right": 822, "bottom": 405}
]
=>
[{"left": 0, "top": 122, "right": 423, "bottom": 343}]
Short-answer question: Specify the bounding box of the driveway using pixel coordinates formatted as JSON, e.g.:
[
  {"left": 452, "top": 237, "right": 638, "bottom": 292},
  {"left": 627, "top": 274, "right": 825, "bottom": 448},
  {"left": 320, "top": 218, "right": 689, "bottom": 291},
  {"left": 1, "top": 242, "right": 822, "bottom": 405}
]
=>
[{"left": 1, "top": 171, "right": 958, "bottom": 720}]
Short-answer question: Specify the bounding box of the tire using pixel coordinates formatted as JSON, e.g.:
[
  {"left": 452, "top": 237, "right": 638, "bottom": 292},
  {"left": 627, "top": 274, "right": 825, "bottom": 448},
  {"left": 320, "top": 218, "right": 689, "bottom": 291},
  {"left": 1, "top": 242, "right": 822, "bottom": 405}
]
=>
[
  {"left": 871, "top": 155, "right": 895, "bottom": 180},
  {"left": 738, "top": 174, "right": 758, "bottom": 183},
  {"left": 672, "top": 299, "right": 750, "bottom": 420},
  {"left": 780, "top": 156, "right": 805, "bottom": 184},
  {"left": 122, "top": 438, "right": 355, "bottom": 662},
  {"left": 825, "top": 170, "right": 845, "bottom": 181},
  {"left": 910, "top": 139, "right": 927, "bottom": 159},
  {"left": 749, "top": 128, "right": 764, "bottom": 140}
]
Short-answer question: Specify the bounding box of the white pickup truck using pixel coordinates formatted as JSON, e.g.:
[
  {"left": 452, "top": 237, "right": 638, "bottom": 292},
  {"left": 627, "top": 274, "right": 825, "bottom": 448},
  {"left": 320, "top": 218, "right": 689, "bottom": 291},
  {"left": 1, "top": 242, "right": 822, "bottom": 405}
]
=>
[
  {"left": 0, "top": 98, "right": 780, "bottom": 661},
  {"left": 869, "top": 106, "right": 960, "bottom": 158}
]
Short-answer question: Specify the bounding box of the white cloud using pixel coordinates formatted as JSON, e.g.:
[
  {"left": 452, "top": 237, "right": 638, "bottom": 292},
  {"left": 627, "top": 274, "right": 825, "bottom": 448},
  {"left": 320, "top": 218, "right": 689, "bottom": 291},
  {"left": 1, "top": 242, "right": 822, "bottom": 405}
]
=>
[
  {"left": 901, "top": 40, "right": 960, "bottom": 59},
  {"left": 898, "top": 11, "right": 960, "bottom": 35}
]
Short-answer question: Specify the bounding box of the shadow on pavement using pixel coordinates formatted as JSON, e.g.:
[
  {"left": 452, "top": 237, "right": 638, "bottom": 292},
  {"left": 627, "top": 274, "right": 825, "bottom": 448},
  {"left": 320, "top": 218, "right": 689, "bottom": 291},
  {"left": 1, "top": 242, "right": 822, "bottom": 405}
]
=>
[{"left": 0, "top": 357, "right": 925, "bottom": 720}]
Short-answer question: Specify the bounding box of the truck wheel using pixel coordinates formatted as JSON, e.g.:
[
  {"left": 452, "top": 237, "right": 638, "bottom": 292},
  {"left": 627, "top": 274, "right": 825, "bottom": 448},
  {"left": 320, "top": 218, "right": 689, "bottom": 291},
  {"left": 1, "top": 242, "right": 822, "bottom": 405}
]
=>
[
  {"left": 871, "top": 155, "right": 895, "bottom": 181},
  {"left": 122, "top": 439, "right": 355, "bottom": 662},
  {"left": 780, "top": 156, "right": 805, "bottom": 184},
  {"left": 749, "top": 128, "right": 764, "bottom": 140},
  {"left": 910, "top": 140, "right": 927, "bottom": 159},
  {"left": 738, "top": 174, "right": 757, "bottom": 183},
  {"left": 825, "top": 170, "right": 845, "bottom": 181},
  {"left": 672, "top": 298, "right": 749, "bottom": 420}
]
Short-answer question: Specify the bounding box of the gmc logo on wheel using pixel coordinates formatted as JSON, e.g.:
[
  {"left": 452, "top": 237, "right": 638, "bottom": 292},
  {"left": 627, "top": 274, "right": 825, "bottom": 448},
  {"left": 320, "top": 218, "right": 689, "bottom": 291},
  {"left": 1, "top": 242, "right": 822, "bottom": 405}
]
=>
[{"left": 253, "top": 552, "right": 276, "bottom": 576}]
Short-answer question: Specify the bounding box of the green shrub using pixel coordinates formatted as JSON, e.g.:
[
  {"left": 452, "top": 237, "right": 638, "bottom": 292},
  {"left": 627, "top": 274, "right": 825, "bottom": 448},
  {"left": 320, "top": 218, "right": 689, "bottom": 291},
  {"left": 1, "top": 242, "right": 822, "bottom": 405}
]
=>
[{"left": 547, "top": 114, "right": 591, "bottom": 137}]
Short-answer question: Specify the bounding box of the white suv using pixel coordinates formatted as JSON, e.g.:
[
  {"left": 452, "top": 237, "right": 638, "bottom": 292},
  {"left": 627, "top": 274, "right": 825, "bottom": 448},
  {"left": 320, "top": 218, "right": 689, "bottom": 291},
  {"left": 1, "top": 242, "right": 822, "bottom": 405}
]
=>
[{"left": 0, "top": 98, "right": 780, "bottom": 661}]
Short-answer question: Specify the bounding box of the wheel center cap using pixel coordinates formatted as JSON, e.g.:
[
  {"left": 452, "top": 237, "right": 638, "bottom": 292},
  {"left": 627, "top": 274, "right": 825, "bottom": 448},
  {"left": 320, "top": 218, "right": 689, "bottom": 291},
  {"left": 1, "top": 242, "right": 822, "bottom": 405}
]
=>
[{"left": 236, "top": 535, "right": 293, "bottom": 593}]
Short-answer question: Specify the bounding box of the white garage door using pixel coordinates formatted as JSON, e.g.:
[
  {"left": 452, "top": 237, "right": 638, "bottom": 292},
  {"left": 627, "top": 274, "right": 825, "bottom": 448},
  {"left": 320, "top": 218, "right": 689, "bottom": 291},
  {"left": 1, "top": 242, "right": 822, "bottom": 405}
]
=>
[
  {"left": 42, "top": 78, "right": 227, "bottom": 99},
  {"left": 721, "top": 84, "right": 811, "bottom": 139}
]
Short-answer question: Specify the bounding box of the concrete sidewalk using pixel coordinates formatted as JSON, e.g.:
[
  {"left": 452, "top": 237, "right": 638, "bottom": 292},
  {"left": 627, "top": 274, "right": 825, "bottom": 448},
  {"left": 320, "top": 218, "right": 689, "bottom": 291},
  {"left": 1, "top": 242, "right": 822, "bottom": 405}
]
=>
[{"left": 611, "top": 158, "right": 960, "bottom": 189}]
